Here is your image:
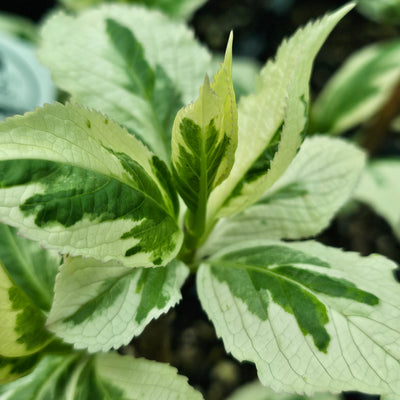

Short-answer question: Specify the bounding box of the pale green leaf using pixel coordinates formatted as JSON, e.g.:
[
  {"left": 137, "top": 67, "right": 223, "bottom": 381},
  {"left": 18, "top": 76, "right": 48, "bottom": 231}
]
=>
[
  {"left": 47, "top": 256, "right": 189, "bottom": 352},
  {"left": 201, "top": 136, "right": 365, "bottom": 255},
  {"left": 0, "top": 224, "right": 59, "bottom": 312},
  {"left": 95, "top": 352, "right": 204, "bottom": 399},
  {"left": 207, "top": 3, "right": 354, "bottom": 225},
  {"left": 227, "top": 380, "right": 339, "bottom": 400},
  {"left": 312, "top": 40, "right": 400, "bottom": 134},
  {"left": 0, "top": 103, "right": 182, "bottom": 268},
  {"left": 0, "top": 354, "right": 41, "bottom": 384},
  {"left": 197, "top": 239, "right": 400, "bottom": 396},
  {"left": 172, "top": 33, "right": 237, "bottom": 237},
  {"left": 0, "top": 353, "right": 204, "bottom": 399},
  {"left": 38, "top": 5, "right": 211, "bottom": 161},
  {"left": 353, "top": 158, "right": 400, "bottom": 240},
  {"left": 59, "top": 0, "right": 208, "bottom": 20},
  {"left": 0, "top": 261, "right": 52, "bottom": 358}
]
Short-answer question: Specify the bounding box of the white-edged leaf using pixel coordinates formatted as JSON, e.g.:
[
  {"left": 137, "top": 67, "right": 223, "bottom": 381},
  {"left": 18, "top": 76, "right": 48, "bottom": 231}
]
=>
[
  {"left": 227, "top": 380, "right": 339, "bottom": 400},
  {"left": 172, "top": 33, "right": 237, "bottom": 238},
  {"left": 312, "top": 39, "right": 400, "bottom": 135},
  {"left": 47, "top": 256, "right": 189, "bottom": 352},
  {"left": 38, "top": 5, "right": 211, "bottom": 161},
  {"left": 354, "top": 158, "right": 400, "bottom": 240},
  {"left": 197, "top": 239, "right": 400, "bottom": 396},
  {"left": 201, "top": 136, "right": 365, "bottom": 255},
  {"left": 0, "top": 352, "right": 203, "bottom": 399},
  {"left": 0, "top": 260, "right": 52, "bottom": 358},
  {"left": 0, "top": 224, "right": 59, "bottom": 312},
  {"left": 0, "top": 102, "right": 182, "bottom": 268},
  {"left": 206, "top": 3, "right": 354, "bottom": 225}
]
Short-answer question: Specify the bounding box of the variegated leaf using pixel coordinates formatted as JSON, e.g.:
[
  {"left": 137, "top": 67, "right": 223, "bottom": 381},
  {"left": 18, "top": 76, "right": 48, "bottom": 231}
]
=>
[
  {"left": 197, "top": 240, "right": 400, "bottom": 396},
  {"left": 206, "top": 3, "right": 354, "bottom": 226},
  {"left": 0, "top": 103, "right": 182, "bottom": 268},
  {"left": 0, "top": 260, "right": 52, "bottom": 358},
  {"left": 0, "top": 353, "right": 204, "bottom": 400},
  {"left": 312, "top": 39, "right": 400, "bottom": 135},
  {"left": 47, "top": 256, "right": 189, "bottom": 352},
  {"left": 172, "top": 33, "right": 237, "bottom": 238},
  {"left": 201, "top": 136, "right": 365, "bottom": 255},
  {"left": 38, "top": 5, "right": 211, "bottom": 161},
  {"left": 0, "top": 224, "right": 59, "bottom": 312},
  {"left": 0, "top": 354, "right": 40, "bottom": 384}
]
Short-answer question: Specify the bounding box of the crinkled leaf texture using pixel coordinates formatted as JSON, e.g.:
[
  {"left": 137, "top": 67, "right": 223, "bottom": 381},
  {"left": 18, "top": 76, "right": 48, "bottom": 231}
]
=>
[
  {"left": 0, "top": 261, "right": 52, "bottom": 358},
  {"left": 172, "top": 33, "right": 237, "bottom": 236},
  {"left": 0, "top": 353, "right": 204, "bottom": 399},
  {"left": 227, "top": 380, "right": 339, "bottom": 400},
  {"left": 47, "top": 256, "right": 189, "bottom": 352},
  {"left": 0, "top": 224, "right": 59, "bottom": 312},
  {"left": 197, "top": 240, "right": 400, "bottom": 396},
  {"left": 312, "top": 39, "right": 400, "bottom": 134},
  {"left": 0, "top": 103, "right": 182, "bottom": 268},
  {"left": 38, "top": 5, "right": 211, "bottom": 161},
  {"left": 201, "top": 136, "right": 365, "bottom": 255},
  {"left": 206, "top": 3, "right": 354, "bottom": 225},
  {"left": 354, "top": 158, "right": 400, "bottom": 240}
]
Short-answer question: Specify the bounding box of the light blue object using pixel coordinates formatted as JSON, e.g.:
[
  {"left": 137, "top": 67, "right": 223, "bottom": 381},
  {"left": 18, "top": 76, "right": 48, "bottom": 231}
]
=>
[{"left": 0, "top": 33, "right": 55, "bottom": 120}]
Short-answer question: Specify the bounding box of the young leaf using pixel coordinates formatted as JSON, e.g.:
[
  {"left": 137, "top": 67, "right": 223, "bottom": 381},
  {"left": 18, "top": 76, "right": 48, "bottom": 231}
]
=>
[
  {"left": 47, "top": 256, "right": 189, "bottom": 352},
  {"left": 197, "top": 240, "right": 400, "bottom": 396},
  {"left": 0, "top": 224, "right": 59, "bottom": 312},
  {"left": 227, "top": 380, "right": 339, "bottom": 400},
  {"left": 311, "top": 40, "right": 400, "bottom": 135},
  {"left": 0, "top": 261, "right": 52, "bottom": 358},
  {"left": 38, "top": 5, "right": 211, "bottom": 161},
  {"left": 206, "top": 3, "right": 354, "bottom": 226},
  {"left": 0, "top": 353, "right": 204, "bottom": 400},
  {"left": 172, "top": 33, "right": 237, "bottom": 238},
  {"left": 0, "top": 103, "right": 182, "bottom": 268},
  {"left": 201, "top": 136, "right": 365, "bottom": 255},
  {"left": 353, "top": 158, "right": 400, "bottom": 240}
]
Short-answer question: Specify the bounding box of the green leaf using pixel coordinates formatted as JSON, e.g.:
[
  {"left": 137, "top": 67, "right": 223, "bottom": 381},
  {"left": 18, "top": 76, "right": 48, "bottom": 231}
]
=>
[
  {"left": 59, "top": 0, "right": 208, "bottom": 20},
  {"left": 357, "top": 0, "right": 400, "bottom": 24},
  {"left": 197, "top": 239, "right": 400, "bottom": 396},
  {"left": 47, "top": 256, "right": 189, "bottom": 352},
  {"left": 0, "top": 261, "right": 52, "bottom": 358},
  {"left": 0, "top": 12, "right": 37, "bottom": 42},
  {"left": 0, "top": 353, "right": 41, "bottom": 384},
  {"left": 201, "top": 136, "right": 365, "bottom": 255},
  {"left": 0, "top": 353, "right": 204, "bottom": 399},
  {"left": 353, "top": 158, "right": 400, "bottom": 240},
  {"left": 0, "top": 103, "right": 182, "bottom": 268},
  {"left": 227, "top": 380, "right": 339, "bottom": 400},
  {"left": 0, "top": 224, "right": 59, "bottom": 312},
  {"left": 38, "top": 5, "right": 211, "bottom": 161},
  {"left": 311, "top": 39, "right": 400, "bottom": 135},
  {"left": 172, "top": 33, "right": 237, "bottom": 238},
  {"left": 206, "top": 3, "right": 354, "bottom": 226}
]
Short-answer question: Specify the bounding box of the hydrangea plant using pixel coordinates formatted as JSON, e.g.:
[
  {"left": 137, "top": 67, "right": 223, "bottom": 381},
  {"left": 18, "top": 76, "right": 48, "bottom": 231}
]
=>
[{"left": 1, "top": 2, "right": 400, "bottom": 399}]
